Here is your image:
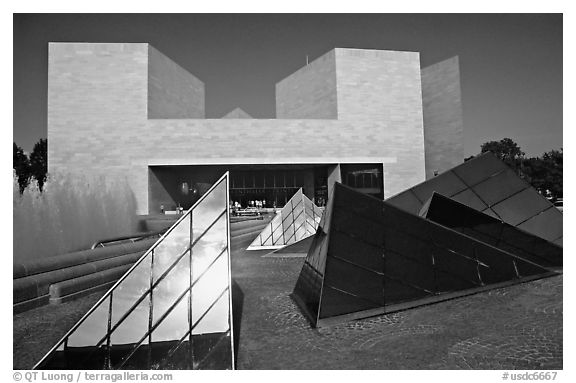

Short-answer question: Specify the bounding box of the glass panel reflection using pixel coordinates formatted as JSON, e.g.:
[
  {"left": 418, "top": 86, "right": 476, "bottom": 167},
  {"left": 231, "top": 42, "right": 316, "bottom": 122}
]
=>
[
  {"left": 110, "top": 293, "right": 150, "bottom": 346},
  {"left": 422, "top": 192, "right": 562, "bottom": 268},
  {"left": 387, "top": 152, "right": 562, "bottom": 246},
  {"left": 152, "top": 290, "right": 190, "bottom": 343},
  {"left": 152, "top": 255, "right": 190, "bottom": 331},
  {"left": 34, "top": 173, "right": 233, "bottom": 370},
  {"left": 293, "top": 182, "right": 555, "bottom": 327},
  {"left": 191, "top": 221, "right": 229, "bottom": 335},
  {"left": 247, "top": 188, "right": 323, "bottom": 250},
  {"left": 67, "top": 296, "right": 111, "bottom": 347},
  {"left": 152, "top": 215, "right": 191, "bottom": 284},
  {"left": 110, "top": 255, "right": 152, "bottom": 338}
]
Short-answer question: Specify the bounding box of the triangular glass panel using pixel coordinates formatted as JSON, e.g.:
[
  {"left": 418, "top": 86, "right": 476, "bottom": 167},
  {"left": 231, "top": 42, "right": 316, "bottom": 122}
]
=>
[
  {"left": 291, "top": 194, "right": 334, "bottom": 325},
  {"left": 421, "top": 192, "right": 562, "bottom": 268},
  {"left": 247, "top": 188, "right": 323, "bottom": 250},
  {"left": 387, "top": 152, "right": 562, "bottom": 245},
  {"left": 34, "top": 173, "right": 234, "bottom": 370},
  {"left": 292, "top": 182, "right": 557, "bottom": 327}
]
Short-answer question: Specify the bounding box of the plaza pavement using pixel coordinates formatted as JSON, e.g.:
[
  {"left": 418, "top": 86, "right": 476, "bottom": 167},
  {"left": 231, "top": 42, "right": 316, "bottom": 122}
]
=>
[{"left": 13, "top": 235, "right": 562, "bottom": 370}]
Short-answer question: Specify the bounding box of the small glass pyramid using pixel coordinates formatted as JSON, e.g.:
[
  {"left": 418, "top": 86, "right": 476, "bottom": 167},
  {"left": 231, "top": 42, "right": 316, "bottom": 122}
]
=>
[
  {"left": 247, "top": 188, "right": 323, "bottom": 250},
  {"left": 34, "top": 173, "right": 234, "bottom": 370}
]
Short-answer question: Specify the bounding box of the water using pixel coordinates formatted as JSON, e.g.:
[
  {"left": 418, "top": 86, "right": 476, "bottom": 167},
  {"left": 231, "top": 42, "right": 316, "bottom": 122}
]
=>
[{"left": 13, "top": 172, "right": 138, "bottom": 262}]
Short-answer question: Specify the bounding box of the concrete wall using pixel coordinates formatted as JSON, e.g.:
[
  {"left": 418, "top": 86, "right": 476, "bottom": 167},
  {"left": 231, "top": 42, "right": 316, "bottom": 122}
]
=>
[
  {"left": 334, "top": 48, "right": 426, "bottom": 191},
  {"left": 421, "top": 56, "right": 464, "bottom": 178},
  {"left": 275, "top": 50, "right": 338, "bottom": 119},
  {"left": 335, "top": 49, "right": 423, "bottom": 121},
  {"left": 147, "top": 45, "right": 205, "bottom": 119},
  {"left": 102, "top": 118, "right": 411, "bottom": 213},
  {"left": 48, "top": 43, "right": 149, "bottom": 177},
  {"left": 48, "top": 43, "right": 433, "bottom": 214},
  {"left": 148, "top": 167, "right": 174, "bottom": 212}
]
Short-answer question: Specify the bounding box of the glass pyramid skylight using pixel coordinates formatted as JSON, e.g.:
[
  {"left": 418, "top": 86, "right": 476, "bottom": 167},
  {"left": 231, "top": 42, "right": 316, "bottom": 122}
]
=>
[
  {"left": 247, "top": 188, "right": 323, "bottom": 250},
  {"left": 387, "top": 153, "right": 563, "bottom": 246},
  {"left": 292, "top": 182, "right": 556, "bottom": 327},
  {"left": 34, "top": 173, "right": 234, "bottom": 370}
]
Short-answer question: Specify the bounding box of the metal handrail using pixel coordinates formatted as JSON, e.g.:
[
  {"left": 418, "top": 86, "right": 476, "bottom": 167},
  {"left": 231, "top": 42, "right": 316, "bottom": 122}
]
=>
[{"left": 91, "top": 230, "right": 166, "bottom": 249}]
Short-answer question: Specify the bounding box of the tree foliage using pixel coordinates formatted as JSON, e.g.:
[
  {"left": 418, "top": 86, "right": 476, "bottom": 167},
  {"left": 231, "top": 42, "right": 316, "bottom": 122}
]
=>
[
  {"left": 13, "top": 138, "right": 48, "bottom": 193},
  {"left": 476, "top": 138, "right": 562, "bottom": 201},
  {"left": 522, "top": 149, "right": 562, "bottom": 200},
  {"left": 480, "top": 138, "right": 525, "bottom": 171},
  {"left": 30, "top": 138, "right": 48, "bottom": 190},
  {"left": 13, "top": 142, "right": 30, "bottom": 193}
]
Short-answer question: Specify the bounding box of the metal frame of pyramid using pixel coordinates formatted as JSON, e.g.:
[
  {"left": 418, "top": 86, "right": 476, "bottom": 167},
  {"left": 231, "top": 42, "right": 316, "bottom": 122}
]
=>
[
  {"left": 34, "top": 173, "right": 235, "bottom": 370},
  {"left": 387, "top": 152, "right": 563, "bottom": 246},
  {"left": 246, "top": 188, "right": 323, "bottom": 250},
  {"left": 420, "top": 192, "right": 563, "bottom": 269},
  {"left": 291, "top": 182, "right": 557, "bottom": 328}
]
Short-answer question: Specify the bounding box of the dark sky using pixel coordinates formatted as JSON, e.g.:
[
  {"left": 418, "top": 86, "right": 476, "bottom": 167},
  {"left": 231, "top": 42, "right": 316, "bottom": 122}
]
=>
[{"left": 13, "top": 14, "right": 562, "bottom": 156}]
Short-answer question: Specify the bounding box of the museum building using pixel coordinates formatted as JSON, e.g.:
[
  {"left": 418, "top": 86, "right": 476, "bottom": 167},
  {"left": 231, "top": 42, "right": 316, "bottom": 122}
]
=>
[{"left": 47, "top": 43, "right": 464, "bottom": 214}]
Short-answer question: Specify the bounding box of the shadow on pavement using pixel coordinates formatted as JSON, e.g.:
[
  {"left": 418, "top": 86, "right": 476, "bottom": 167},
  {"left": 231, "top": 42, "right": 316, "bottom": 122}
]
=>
[{"left": 231, "top": 279, "right": 244, "bottom": 368}]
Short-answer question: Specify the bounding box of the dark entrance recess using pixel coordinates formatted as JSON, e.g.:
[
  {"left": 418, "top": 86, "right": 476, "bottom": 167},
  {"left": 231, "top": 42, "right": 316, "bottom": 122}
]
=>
[{"left": 148, "top": 163, "right": 384, "bottom": 214}]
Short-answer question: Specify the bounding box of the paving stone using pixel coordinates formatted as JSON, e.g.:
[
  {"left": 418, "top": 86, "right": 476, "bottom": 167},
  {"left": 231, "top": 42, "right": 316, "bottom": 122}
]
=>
[{"left": 13, "top": 237, "right": 562, "bottom": 369}]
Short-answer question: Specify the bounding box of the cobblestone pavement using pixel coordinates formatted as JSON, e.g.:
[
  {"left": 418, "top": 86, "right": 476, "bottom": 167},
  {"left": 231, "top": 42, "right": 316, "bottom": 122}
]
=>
[
  {"left": 14, "top": 237, "right": 562, "bottom": 370},
  {"left": 13, "top": 290, "right": 105, "bottom": 369},
  {"left": 232, "top": 240, "right": 563, "bottom": 370}
]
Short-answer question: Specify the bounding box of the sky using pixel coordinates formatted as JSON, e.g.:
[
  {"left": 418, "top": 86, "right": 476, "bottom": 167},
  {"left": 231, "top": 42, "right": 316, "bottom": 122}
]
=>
[{"left": 13, "top": 13, "right": 563, "bottom": 157}]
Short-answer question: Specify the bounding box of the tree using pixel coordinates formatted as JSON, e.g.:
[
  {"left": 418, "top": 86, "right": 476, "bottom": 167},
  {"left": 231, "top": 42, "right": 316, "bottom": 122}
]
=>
[
  {"left": 30, "top": 138, "right": 48, "bottom": 191},
  {"left": 543, "top": 149, "right": 563, "bottom": 200},
  {"left": 522, "top": 149, "right": 562, "bottom": 201},
  {"left": 13, "top": 142, "right": 30, "bottom": 193},
  {"left": 481, "top": 138, "right": 525, "bottom": 171},
  {"left": 477, "top": 138, "right": 562, "bottom": 202}
]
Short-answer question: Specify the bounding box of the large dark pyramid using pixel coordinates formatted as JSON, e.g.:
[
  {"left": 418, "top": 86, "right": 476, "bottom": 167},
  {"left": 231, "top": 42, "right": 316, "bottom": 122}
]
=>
[
  {"left": 34, "top": 173, "right": 235, "bottom": 370},
  {"left": 387, "top": 153, "right": 563, "bottom": 246},
  {"left": 292, "top": 182, "right": 556, "bottom": 327},
  {"left": 420, "top": 192, "right": 563, "bottom": 269}
]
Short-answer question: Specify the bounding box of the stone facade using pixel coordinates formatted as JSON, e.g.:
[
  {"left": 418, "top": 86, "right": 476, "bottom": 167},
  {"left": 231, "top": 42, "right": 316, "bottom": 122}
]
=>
[
  {"left": 275, "top": 50, "right": 338, "bottom": 119},
  {"left": 335, "top": 49, "right": 426, "bottom": 188},
  {"left": 48, "top": 43, "right": 462, "bottom": 214},
  {"left": 147, "top": 45, "right": 205, "bottom": 119},
  {"left": 421, "top": 56, "right": 464, "bottom": 178}
]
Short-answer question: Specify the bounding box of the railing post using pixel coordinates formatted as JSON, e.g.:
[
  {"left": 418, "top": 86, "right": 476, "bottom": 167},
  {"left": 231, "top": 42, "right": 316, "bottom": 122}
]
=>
[
  {"left": 105, "top": 292, "right": 113, "bottom": 369},
  {"left": 188, "top": 211, "right": 195, "bottom": 369},
  {"left": 147, "top": 250, "right": 155, "bottom": 369},
  {"left": 292, "top": 199, "right": 296, "bottom": 241}
]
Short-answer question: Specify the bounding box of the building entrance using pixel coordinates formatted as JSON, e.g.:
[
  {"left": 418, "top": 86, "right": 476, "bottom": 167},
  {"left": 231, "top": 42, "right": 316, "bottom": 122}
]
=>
[
  {"left": 229, "top": 169, "right": 319, "bottom": 208},
  {"left": 148, "top": 163, "right": 382, "bottom": 214}
]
